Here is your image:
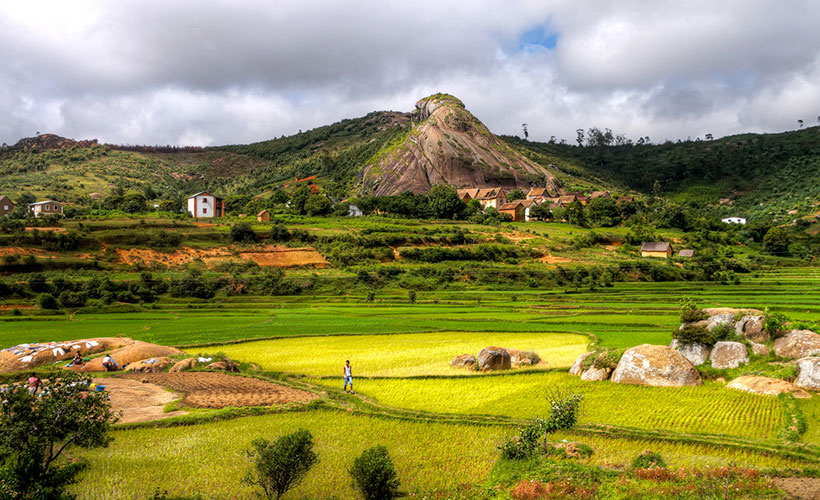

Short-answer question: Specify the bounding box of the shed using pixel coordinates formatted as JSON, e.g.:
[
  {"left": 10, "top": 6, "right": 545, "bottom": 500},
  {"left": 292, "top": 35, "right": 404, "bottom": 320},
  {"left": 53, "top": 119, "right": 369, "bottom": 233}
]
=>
[
  {"left": 678, "top": 249, "right": 695, "bottom": 258},
  {"left": 641, "top": 242, "right": 672, "bottom": 258},
  {"left": 498, "top": 201, "right": 525, "bottom": 221},
  {"left": 257, "top": 209, "right": 270, "bottom": 222}
]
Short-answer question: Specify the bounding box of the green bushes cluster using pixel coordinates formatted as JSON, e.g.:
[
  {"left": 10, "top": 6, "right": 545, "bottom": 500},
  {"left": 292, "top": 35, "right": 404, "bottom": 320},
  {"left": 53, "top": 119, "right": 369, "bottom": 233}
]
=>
[{"left": 499, "top": 391, "right": 584, "bottom": 460}]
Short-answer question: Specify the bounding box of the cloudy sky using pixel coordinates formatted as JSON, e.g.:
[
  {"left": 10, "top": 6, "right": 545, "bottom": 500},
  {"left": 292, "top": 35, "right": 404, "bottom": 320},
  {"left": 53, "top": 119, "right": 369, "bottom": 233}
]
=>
[{"left": 2, "top": 0, "right": 819, "bottom": 146}]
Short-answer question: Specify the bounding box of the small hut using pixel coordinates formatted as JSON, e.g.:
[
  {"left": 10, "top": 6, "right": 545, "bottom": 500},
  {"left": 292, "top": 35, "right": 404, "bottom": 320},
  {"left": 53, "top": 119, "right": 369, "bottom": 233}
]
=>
[{"left": 257, "top": 209, "right": 270, "bottom": 222}]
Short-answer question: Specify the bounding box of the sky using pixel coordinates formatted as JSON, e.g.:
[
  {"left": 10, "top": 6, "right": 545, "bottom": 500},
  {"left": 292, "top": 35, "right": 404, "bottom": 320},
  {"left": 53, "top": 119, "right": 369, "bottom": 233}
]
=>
[{"left": 1, "top": 0, "right": 820, "bottom": 147}]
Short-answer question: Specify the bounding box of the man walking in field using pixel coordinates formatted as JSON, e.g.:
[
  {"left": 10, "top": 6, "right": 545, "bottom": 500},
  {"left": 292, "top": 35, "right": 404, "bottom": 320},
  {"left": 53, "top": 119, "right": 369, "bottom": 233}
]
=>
[{"left": 343, "top": 360, "right": 354, "bottom": 394}]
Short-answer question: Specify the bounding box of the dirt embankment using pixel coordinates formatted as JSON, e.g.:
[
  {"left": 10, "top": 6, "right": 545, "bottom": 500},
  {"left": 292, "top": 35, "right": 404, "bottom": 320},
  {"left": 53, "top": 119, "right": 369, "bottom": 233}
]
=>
[
  {"left": 116, "top": 245, "right": 327, "bottom": 268},
  {"left": 125, "top": 372, "right": 317, "bottom": 409}
]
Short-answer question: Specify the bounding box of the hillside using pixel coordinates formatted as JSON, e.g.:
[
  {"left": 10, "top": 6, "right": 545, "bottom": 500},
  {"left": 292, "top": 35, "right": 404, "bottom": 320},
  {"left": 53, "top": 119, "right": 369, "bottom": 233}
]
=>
[{"left": 358, "top": 94, "right": 560, "bottom": 195}]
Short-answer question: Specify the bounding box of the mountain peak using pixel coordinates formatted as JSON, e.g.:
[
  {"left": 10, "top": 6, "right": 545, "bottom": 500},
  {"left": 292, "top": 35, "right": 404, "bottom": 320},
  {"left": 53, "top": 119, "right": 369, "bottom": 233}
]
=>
[{"left": 358, "top": 95, "right": 559, "bottom": 196}]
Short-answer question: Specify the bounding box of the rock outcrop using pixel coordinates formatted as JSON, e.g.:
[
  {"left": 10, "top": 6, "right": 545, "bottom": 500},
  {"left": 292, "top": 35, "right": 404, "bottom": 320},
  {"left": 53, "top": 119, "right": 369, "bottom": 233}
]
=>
[
  {"left": 504, "top": 348, "right": 541, "bottom": 366},
  {"left": 773, "top": 330, "right": 820, "bottom": 359},
  {"left": 727, "top": 375, "right": 809, "bottom": 398},
  {"left": 358, "top": 94, "right": 559, "bottom": 196},
  {"left": 750, "top": 342, "right": 770, "bottom": 356},
  {"left": 126, "top": 357, "right": 173, "bottom": 373},
  {"left": 670, "top": 340, "right": 711, "bottom": 366},
  {"left": 1, "top": 337, "right": 133, "bottom": 372},
  {"left": 611, "top": 344, "right": 702, "bottom": 387},
  {"left": 709, "top": 341, "right": 749, "bottom": 369},
  {"left": 735, "top": 315, "right": 767, "bottom": 342},
  {"left": 795, "top": 357, "right": 820, "bottom": 391},
  {"left": 569, "top": 352, "right": 593, "bottom": 376},
  {"left": 477, "top": 346, "right": 512, "bottom": 371},
  {"left": 205, "top": 358, "right": 240, "bottom": 372},
  {"left": 450, "top": 354, "right": 476, "bottom": 369},
  {"left": 580, "top": 366, "right": 611, "bottom": 381}
]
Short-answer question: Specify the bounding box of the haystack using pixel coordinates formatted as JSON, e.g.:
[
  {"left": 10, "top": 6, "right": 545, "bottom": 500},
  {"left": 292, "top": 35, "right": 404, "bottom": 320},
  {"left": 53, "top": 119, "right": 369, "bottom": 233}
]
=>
[
  {"left": 68, "top": 341, "right": 183, "bottom": 372},
  {"left": 0, "top": 337, "right": 133, "bottom": 372}
]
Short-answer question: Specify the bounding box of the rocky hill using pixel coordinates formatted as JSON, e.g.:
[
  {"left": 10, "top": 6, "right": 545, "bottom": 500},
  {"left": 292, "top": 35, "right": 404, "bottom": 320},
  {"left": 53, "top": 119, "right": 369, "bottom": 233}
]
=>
[
  {"left": 358, "top": 94, "right": 560, "bottom": 196},
  {"left": 12, "top": 133, "right": 98, "bottom": 151}
]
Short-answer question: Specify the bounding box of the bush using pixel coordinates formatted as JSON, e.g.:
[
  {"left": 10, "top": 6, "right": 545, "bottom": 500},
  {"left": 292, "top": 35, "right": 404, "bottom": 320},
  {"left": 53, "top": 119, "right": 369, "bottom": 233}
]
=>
[
  {"left": 230, "top": 222, "right": 257, "bottom": 243},
  {"left": 764, "top": 308, "right": 788, "bottom": 339},
  {"left": 674, "top": 324, "right": 712, "bottom": 345},
  {"left": 37, "top": 292, "right": 59, "bottom": 310},
  {"left": 679, "top": 296, "right": 705, "bottom": 323},
  {"left": 710, "top": 322, "right": 735, "bottom": 343},
  {"left": 269, "top": 224, "right": 290, "bottom": 242},
  {"left": 58, "top": 290, "right": 88, "bottom": 309},
  {"left": 349, "top": 445, "right": 400, "bottom": 500},
  {"left": 632, "top": 450, "right": 666, "bottom": 469},
  {"left": 243, "top": 429, "right": 318, "bottom": 500}
]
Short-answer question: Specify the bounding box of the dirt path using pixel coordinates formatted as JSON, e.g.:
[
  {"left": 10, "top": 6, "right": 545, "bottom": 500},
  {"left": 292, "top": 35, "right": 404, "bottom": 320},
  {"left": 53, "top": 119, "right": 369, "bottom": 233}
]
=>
[
  {"left": 94, "top": 377, "right": 187, "bottom": 424},
  {"left": 772, "top": 478, "right": 820, "bottom": 500}
]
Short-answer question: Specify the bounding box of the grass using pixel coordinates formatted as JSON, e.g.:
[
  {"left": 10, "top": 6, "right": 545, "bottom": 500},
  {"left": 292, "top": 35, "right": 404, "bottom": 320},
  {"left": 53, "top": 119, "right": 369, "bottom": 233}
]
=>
[
  {"left": 70, "top": 410, "right": 510, "bottom": 500},
  {"left": 212, "top": 331, "right": 588, "bottom": 377},
  {"left": 328, "top": 373, "right": 787, "bottom": 441}
]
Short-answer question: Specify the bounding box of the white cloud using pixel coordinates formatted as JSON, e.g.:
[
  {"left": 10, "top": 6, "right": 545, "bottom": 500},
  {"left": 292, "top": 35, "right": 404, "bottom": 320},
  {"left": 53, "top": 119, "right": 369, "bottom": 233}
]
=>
[{"left": 0, "top": 1, "right": 819, "bottom": 146}]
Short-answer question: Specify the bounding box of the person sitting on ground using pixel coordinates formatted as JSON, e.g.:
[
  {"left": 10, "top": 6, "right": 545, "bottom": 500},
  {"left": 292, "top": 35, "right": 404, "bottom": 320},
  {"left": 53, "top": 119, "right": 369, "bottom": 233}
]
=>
[
  {"left": 72, "top": 351, "right": 84, "bottom": 366},
  {"left": 343, "top": 360, "right": 354, "bottom": 394},
  {"left": 27, "top": 373, "right": 40, "bottom": 395},
  {"left": 101, "top": 354, "right": 119, "bottom": 372}
]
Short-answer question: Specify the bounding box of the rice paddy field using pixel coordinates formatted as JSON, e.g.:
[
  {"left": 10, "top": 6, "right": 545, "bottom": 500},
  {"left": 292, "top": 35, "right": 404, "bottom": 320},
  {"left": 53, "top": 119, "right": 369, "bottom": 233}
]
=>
[{"left": 6, "top": 266, "right": 820, "bottom": 498}]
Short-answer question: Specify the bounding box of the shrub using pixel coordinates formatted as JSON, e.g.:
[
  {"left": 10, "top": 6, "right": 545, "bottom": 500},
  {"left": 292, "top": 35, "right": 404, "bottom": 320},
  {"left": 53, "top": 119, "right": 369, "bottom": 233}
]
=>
[
  {"left": 58, "top": 290, "right": 88, "bottom": 309},
  {"left": 710, "top": 322, "right": 735, "bottom": 343},
  {"left": 674, "top": 324, "right": 712, "bottom": 345},
  {"left": 679, "top": 296, "right": 705, "bottom": 323},
  {"left": 632, "top": 450, "right": 666, "bottom": 469},
  {"left": 407, "top": 290, "right": 416, "bottom": 304},
  {"left": 243, "top": 429, "right": 318, "bottom": 500},
  {"left": 349, "top": 445, "right": 400, "bottom": 500},
  {"left": 764, "top": 308, "right": 788, "bottom": 339},
  {"left": 269, "top": 224, "right": 290, "bottom": 242},
  {"left": 37, "top": 292, "right": 59, "bottom": 310},
  {"left": 230, "top": 222, "right": 257, "bottom": 243},
  {"left": 592, "top": 350, "right": 622, "bottom": 370}
]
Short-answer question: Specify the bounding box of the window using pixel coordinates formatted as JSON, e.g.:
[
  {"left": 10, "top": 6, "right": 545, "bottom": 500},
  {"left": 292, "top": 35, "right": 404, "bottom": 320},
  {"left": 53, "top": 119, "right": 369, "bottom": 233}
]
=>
[
  {"left": 3, "top": 206, "right": 7, "bottom": 210},
  {"left": 202, "top": 208, "right": 207, "bottom": 214}
]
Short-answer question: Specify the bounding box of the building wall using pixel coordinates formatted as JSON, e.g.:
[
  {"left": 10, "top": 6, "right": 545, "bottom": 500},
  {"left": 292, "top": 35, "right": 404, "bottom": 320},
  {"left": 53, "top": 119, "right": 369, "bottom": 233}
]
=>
[
  {"left": 188, "top": 195, "right": 217, "bottom": 218},
  {"left": 0, "top": 200, "right": 13, "bottom": 216},
  {"left": 641, "top": 250, "right": 670, "bottom": 258}
]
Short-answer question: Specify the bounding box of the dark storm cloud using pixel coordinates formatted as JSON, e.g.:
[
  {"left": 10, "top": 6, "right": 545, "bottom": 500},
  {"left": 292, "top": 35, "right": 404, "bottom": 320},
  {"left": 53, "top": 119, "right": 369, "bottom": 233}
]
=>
[{"left": 1, "top": 1, "right": 819, "bottom": 146}]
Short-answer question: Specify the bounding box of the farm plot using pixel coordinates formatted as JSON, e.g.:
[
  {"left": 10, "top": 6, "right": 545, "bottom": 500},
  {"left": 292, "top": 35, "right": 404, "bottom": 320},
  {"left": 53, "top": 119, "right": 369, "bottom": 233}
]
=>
[
  {"left": 342, "top": 373, "right": 786, "bottom": 441},
  {"left": 71, "top": 410, "right": 510, "bottom": 500},
  {"left": 213, "top": 331, "right": 588, "bottom": 377}
]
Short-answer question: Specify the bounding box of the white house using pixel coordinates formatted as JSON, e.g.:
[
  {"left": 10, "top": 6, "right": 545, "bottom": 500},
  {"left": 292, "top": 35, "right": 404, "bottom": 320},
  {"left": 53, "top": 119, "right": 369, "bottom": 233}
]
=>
[
  {"left": 187, "top": 192, "right": 225, "bottom": 218},
  {"left": 721, "top": 217, "right": 746, "bottom": 225},
  {"left": 29, "top": 200, "right": 64, "bottom": 217}
]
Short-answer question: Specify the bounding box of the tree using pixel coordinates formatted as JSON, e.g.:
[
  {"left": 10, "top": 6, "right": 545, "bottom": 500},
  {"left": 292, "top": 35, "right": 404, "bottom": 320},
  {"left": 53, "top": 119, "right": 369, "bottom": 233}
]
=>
[
  {"left": 576, "top": 128, "right": 585, "bottom": 147},
  {"left": 528, "top": 203, "right": 552, "bottom": 221},
  {"left": 427, "top": 184, "right": 464, "bottom": 219},
  {"left": 304, "top": 194, "right": 331, "bottom": 216},
  {"left": 349, "top": 445, "right": 400, "bottom": 500},
  {"left": 521, "top": 123, "right": 528, "bottom": 140},
  {"left": 705, "top": 133, "right": 713, "bottom": 141},
  {"left": 505, "top": 188, "right": 526, "bottom": 202},
  {"left": 763, "top": 226, "right": 790, "bottom": 255},
  {"left": 289, "top": 185, "right": 311, "bottom": 215},
  {"left": 587, "top": 197, "right": 619, "bottom": 227},
  {"left": 230, "top": 222, "right": 257, "bottom": 243},
  {"left": 564, "top": 201, "right": 587, "bottom": 227},
  {"left": 798, "top": 119, "right": 804, "bottom": 128},
  {"left": 0, "top": 372, "right": 115, "bottom": 499},
  {"left": 244, "top": 430, "right": 318, "bottom": 500}
]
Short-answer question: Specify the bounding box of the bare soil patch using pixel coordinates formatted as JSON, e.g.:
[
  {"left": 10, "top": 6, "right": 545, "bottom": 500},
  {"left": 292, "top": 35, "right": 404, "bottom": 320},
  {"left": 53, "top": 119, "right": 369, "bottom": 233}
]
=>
[
  {"left": 239, "top": 246, "right": 328, "bottom": 268},
  {"left": 773, "top": 477, "right": 820, "bottom": 500},
  {"left": 116, "top": 246, "right": 233, "bottom": 266},
  {"left": 94, "top": 377, "right": 187, "bottom": 424},
  {"left": 125, "top": 372, "right": 317, "bottom": 409},
  {"left": 0, "top": 247, "right": 50, "bottom": 258},
  {"left": 24, "top": 227, "right": 65, "bottom": 233},
  {"left": 540, "top": 255, "right": 573, "bottom": 264}
]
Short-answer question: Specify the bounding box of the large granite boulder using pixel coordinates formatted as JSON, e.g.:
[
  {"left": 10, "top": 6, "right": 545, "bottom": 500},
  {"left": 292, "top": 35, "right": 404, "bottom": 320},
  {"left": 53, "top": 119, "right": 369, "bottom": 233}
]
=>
[
  {"left": 773, "top": 330, "right": 820, "bottom": 359},
  {"left": 750, "top": 342, "right": 770, "bottom": 356},
  {"left": 569, "top": 352, "right": 593, "bottom": 376},
  {"left": 709, "top": 341, "right": 749, "bottom": 369},
  {"left": 795, "top": 357, "right": 820, "bottom": 391},
  {"left": 727, "top": 375, "right": 810, "bottom": 398},
  {"left": 580, "top": 366, "right": 611, "bottom": 381},
  {"left": 126, "top": 357, "right": 173, "bottom": 373},
  {"left": 503, "top": 348, "right": 541, "bottom": 366},
  {"left": 670, "top": 339, "right": 711, "bottom": 366},
  {"left": 477, "top": 346, "right": 511, "bottom": 371},
  {"left": 735, "top": 316, "right": 767, "bottom": 342},
  {"left": 450, "top": 354, "right": 476, "bottom": 369},
  {"left": 205, "top": 358, "right": 239, "bottom": 372},
  {"left": 611, "top": 344, "right": 702, "bottom": 387}
]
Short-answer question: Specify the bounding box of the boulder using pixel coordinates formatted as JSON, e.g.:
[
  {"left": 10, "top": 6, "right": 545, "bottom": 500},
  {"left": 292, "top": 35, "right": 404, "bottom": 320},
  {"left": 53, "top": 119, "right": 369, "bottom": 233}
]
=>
[
  {"left": 735, "top": 316, "right": 767, "bottom": 342},
  {"left": 477, "top": 346, "right": 511, "bottom": 371},
  {"left": 450, "top": 354, "right": 476, "bottom": 369},
  {"left": 670, "top": 339, "right": 711, "bottom": 366},
  {"left": 170, "top": 358, "right": 197, "bottom": 373},
  {"left": 795, "top": 357, "right": 820, "bottom": 391},
  {"left": 580, "top": 366, "right": 611, "bottom": 381},
  {"left": 727, "top": 375, "right": 809, "bottom": 398},
  {"left": 569, "top": 352, "right": 593, "bottom": 376},
  {"left": 774, "top": 330, "right": 820, "bottom": 359},
  {"left": 126, "top": 357, "right": 173, "bottom": 373},
  {"left": 1, "top": 337, "right": 133, "bottom": 372},
  {"left": 701, "top": 307, "right": 764, "bottom": 318},
  {"left": 68, "top": 341, "right": 183, "bottom": 372},
  {"left": 709, "top": 341, "right": 749, "bottom": 369},
  {"left": 750, "top": 342, "right": 770, "bottom": 356},
  {"left": 611, "top": 344, "right": 702, "bottom": 387},
  {"left": 503, "top": 348, "right": 541, "bottom": 366}
]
